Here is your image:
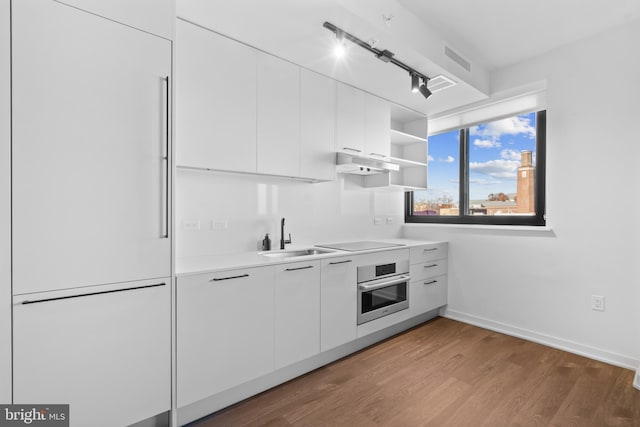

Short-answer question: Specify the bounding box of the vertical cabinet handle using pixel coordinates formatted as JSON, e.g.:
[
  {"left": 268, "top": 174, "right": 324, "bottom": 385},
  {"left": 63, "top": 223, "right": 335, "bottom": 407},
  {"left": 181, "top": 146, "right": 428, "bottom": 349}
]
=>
[{"left": 162, "top": 76, "right": 170, "bottom": 239}]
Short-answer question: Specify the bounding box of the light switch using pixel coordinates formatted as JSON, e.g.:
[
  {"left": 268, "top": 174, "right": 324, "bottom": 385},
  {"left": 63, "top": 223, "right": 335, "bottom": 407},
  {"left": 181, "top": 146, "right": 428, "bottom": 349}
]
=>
[
  {"left": 182, "top": 220, "right": 200, "bottom": 230},
  {"left": 211, "top": 219, "right": 228, "bottom": 230}
]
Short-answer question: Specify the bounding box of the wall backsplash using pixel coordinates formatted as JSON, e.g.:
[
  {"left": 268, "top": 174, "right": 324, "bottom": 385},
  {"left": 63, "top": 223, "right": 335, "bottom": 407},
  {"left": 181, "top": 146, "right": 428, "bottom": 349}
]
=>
[{"left": 175, "top": 168, "right": 405, "bottom": 258}]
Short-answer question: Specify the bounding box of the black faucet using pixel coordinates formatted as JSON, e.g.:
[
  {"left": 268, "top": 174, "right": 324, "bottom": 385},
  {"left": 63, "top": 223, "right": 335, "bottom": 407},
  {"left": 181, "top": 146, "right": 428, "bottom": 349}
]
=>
[{"left": 280, "top": 218, "right": 292, "bottom": 250}]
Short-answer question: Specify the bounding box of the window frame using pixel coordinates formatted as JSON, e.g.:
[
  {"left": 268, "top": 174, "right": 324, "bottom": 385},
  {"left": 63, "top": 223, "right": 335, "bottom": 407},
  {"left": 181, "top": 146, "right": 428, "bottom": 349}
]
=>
[{"left": 405, "top": 110, "right": 546, "bottom": 226}]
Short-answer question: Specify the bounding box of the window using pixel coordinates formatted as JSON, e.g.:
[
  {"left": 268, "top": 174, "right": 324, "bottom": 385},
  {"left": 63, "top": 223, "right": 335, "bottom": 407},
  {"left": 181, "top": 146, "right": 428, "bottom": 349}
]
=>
[{"left": 406, "top": 110, "right": 546, "bottom": 226}]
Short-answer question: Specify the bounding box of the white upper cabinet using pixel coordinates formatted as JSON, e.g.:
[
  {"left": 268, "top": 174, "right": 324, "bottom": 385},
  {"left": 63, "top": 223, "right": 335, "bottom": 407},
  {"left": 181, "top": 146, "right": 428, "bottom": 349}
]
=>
[
  {"left": 336, "top": 82, "right": 391, "bottom": 158},
  {"left": 300, "top": 69, "right": 336, "bottom": 181},
  {"left": 56, "top": 0, "right": 175, "bottom": 39},
  {"left": 336, "top": 82, "right": 366, "bottom": 154},
  {"left": 257, "top": 53, "right": 301, "bottom": 177},
  {"left": 12, "top": 0, "right": 171, "bottom": 294},
  {"left": 365, "top": 94, "right": 391, "bottom": 158},
  {"left": 176, "top": 20, "right": 257, "bottom": 173}
]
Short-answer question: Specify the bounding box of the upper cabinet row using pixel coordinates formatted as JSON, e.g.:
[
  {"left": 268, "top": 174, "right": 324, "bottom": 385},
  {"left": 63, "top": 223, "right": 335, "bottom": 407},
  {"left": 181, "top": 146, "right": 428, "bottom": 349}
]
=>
[
  {"left": 176, "top": 20, "right": 334, "bottom": 182},
  {"left": 55, "top": 0, "right": 175, "bottom": 39},
  {"left": 176, "top": 20, "right": 412, "bottom": 183}
]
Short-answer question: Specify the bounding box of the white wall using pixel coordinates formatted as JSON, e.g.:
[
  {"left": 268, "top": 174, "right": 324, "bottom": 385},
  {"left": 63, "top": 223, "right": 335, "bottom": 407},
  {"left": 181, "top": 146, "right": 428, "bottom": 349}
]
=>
[
  {"left": 404, "top": 19, "right": 640, "bottom": 369},
  {"left": 0, "top": 0, "right": 11, "bottom": 404},
  {"left": 176, "top": 170, "right": 404, "bottom": 258}
]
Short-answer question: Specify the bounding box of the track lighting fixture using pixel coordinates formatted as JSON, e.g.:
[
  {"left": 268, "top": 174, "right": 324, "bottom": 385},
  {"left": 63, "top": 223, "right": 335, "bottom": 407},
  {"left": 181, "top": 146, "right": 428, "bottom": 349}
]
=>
[
  {"left": 411, "top": 73, "right": 420, "bottom": 93},
  {"left": 323, "top": 21, "right": 433, "bottom": 100},
  {"left": 418, "top": 78, "right": 432, "bottom": 99}
]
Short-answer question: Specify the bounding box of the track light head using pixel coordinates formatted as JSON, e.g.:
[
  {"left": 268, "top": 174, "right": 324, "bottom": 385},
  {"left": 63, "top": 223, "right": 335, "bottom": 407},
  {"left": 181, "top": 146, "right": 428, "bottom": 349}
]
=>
[
  {"left": 411, "top": 73, "right": 419, "bottom": 93},
  {"left": 333, "top": 29, "right": 346, "bottom": 58},
  {"left": 418, "top": 79, "right": 432, "bottom": 99}
]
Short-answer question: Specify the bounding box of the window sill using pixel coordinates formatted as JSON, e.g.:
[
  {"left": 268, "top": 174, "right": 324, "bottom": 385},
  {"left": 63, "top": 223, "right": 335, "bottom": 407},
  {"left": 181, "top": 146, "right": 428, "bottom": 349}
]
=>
[{"left": 403, "top": 222, "right": 553, "bottom": 233}]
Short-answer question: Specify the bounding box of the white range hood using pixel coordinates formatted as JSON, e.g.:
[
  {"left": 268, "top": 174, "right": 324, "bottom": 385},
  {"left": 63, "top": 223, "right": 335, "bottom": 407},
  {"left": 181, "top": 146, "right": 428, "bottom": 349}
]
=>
[{"left": 335, "top": 152, "right": 400, "bottom": 175}]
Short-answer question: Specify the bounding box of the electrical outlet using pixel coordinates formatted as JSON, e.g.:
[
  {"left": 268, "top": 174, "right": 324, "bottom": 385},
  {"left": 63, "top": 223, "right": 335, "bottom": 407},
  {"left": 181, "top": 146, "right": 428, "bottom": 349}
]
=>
[
  {"left": 211, "top": 219, "right": 228, "bottom": 230},
  {"left": 591, "top": 295, "right": 605, "bottom": 312},
  {"left": 182, "top": 220, "right": 200, "bottom": 230},
  {"left": 386, "top": 217, "right": 394, "bottom": 224},
  {"left": 374, "top": 217, "right": 382, "bottom": 225}
]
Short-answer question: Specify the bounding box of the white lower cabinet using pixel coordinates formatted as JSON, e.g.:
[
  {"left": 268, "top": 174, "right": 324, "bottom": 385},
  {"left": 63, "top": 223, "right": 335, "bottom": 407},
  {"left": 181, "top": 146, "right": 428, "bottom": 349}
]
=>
[
  {"left": 13, "top": 279, "right": 171, "bottom": 427},
  {"left": 409, "top": 243, "right": 449, "bottom": 317},
  {"left": 274, "top": 261, "right": 321, "bottom": 369},
  {"left": 177, "top": 266, "right": 275, "bottom": 407},
  {"left": 410, "top": 275, "right": 448, "bottom": 317},
  {"left": 320, "top": 256, "right": 358, "bottom": 351}
]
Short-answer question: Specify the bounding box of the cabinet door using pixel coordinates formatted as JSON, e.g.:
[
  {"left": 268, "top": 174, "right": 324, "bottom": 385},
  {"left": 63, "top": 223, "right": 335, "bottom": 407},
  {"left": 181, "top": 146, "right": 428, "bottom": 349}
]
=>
[
  {"left": 336, "top": 82, "right": 365, "bottom": 154},
  {"left": 257, "top": 53, "right": 301, "bottom": 177},
  {"left": 274, "top": 261, "right": 320, "bottom": 369},
  {"left": 56, "top": 0, "right": 175, "bottom": 39},
  {"left": 410, "top": 274, "right": 448, "bottom": 317},
  {"left": 13, "top": 280, "right": 171, "bottom": 427},
  {"left": 365, "top": 94, "right": 391, "bottom": 158},
  {"left": 177, "top": 267, "right": 275, "bottom": 407},
  {"left": 176, "top": 20, "right": 257, "bottom": 173},
  {"left": 12, "top": 0, "right": 171, "bottom": 294},
  {"left": 300, "top": 69, "right": 336, "bottom": 181},
  {"left": 0, "top": 0, "right": 9, "bottom": 404},
  {"left": 321, "top": 256, "right": 357, "bottom": 351}
]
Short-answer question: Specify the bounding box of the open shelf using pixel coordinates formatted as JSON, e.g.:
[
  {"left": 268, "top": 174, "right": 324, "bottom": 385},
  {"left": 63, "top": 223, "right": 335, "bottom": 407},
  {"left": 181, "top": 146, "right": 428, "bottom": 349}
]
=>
[
  {"left": 388, "top": 156, "right": 427, "bottom": 168},
  {"left": 390, "top": 129, "right": 427, "bottom": 145}
]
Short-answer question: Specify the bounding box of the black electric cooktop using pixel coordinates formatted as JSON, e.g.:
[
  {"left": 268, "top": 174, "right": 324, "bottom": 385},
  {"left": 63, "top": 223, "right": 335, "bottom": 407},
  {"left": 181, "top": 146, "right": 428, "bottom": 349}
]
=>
[{"left": 315, "top": 241, "right": 405, "bottom": 252}]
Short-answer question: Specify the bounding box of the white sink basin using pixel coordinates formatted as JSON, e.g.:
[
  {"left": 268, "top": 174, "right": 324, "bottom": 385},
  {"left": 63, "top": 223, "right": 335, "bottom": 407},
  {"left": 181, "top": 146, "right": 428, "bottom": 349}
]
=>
[{"left": 260, "top": 248, "right": 335, "bottom": 259}]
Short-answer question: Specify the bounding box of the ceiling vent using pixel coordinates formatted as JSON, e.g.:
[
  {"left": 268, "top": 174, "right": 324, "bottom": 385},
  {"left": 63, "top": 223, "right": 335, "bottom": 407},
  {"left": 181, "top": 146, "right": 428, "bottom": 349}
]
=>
[
  {"left": 444, "top": 45, "right": 471, "bottom": 72},
  {"left": 427, "top": 74, "right": 457, "bottom": 93}
]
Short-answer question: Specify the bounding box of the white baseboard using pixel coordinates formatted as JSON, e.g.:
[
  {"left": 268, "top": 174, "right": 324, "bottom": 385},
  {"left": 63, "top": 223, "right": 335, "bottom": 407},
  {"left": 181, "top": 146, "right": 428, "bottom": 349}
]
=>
[
  {"left": 634, "top": 371, "right": 640, "bottom": 390},
  {"left": 443, "top": 309, "right": 638, "bottom": 371}
]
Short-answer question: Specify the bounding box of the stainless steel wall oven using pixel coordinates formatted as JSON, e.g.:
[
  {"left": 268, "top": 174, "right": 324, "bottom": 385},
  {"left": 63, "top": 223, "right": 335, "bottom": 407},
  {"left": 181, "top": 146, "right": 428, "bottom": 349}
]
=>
[{"left": 357, "top": 257, "right": 410, "bottom": 324}]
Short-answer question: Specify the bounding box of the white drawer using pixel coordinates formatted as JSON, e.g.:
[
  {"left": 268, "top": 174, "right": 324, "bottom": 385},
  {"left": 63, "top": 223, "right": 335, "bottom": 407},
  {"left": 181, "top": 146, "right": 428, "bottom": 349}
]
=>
[
  {"left": 410, "top": 242, "right": 448, "bottom": 264},
  {"left": 409, "top": 274, "right": 447, "bottom": 317},
  {"left": 410, "top": 259, "right": 448, "bottom": 282}
]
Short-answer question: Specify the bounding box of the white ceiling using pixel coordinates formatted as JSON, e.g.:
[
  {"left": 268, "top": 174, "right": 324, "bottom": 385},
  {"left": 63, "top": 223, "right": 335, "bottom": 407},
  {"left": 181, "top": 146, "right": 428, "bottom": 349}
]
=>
[
  {"left": 397, "top": 0, "right": 640, "bottom": 70},
  {"left": 178, "top": 0, "right": 640, "bottom": 117}
]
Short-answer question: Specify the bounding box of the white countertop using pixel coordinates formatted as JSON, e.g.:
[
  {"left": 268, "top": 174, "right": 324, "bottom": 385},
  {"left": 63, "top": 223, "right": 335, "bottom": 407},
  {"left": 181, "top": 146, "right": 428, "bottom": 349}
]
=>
[{"left": 176, "top": 238, "right": 444, "bottom": 277}]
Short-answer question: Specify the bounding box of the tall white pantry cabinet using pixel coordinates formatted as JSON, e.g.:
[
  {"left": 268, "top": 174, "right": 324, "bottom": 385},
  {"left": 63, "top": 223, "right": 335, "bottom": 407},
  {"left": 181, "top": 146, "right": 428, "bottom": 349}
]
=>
[
  {"left": 0, "top": 0, "right": 12, "bottom": 406},
  {"left": 7, "top": 0, "right": 175, "bottom": 426}
]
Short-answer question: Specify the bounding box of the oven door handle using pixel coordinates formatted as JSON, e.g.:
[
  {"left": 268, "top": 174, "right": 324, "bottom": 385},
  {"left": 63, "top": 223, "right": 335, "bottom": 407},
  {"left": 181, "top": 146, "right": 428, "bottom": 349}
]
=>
[{"left": 358, "top": 275, "right": 410, "bottom": 291}]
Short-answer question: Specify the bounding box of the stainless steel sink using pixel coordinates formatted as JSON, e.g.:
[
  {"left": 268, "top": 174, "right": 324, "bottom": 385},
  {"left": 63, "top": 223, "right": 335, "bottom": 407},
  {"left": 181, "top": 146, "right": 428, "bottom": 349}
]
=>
[{"left": 260, "top": 248, "right": 335, "bottom": 258}]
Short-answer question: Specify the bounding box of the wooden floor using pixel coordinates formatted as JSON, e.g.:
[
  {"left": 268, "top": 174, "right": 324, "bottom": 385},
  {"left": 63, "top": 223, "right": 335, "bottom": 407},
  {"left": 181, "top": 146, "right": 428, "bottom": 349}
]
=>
[{"left": 190, "top": 317, "right": 640, "bottom": 427}]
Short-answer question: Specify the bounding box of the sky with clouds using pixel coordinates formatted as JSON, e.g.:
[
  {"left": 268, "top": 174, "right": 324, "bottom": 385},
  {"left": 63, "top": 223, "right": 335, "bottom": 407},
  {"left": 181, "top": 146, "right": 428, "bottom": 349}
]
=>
[{"left": 414, "top": 112, "right": 537, "bottom": 204}]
